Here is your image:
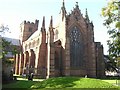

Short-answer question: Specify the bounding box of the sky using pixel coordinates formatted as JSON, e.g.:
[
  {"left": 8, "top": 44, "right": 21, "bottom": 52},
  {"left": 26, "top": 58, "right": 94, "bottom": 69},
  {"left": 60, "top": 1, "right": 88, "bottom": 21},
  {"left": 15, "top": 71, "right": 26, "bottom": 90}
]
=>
[{"left": 0, "top": 0, "right": 109, "bottom": 55}]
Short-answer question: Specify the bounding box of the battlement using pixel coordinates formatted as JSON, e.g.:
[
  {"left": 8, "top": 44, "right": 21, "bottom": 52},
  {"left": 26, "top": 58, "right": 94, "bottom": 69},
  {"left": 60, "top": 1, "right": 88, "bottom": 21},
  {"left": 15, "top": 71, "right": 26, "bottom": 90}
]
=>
[
  {"left": 20, "top": 19, "right": 39, "bottom": 42},
  {"left": 23, "top": 19, "right": 39, "bottom": 25}
]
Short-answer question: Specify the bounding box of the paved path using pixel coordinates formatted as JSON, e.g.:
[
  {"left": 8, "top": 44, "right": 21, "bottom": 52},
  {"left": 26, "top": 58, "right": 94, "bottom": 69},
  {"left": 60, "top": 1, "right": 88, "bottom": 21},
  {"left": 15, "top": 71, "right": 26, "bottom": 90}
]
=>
[{"left": 17, "top": 78, "right": 44, "bottom": 81}]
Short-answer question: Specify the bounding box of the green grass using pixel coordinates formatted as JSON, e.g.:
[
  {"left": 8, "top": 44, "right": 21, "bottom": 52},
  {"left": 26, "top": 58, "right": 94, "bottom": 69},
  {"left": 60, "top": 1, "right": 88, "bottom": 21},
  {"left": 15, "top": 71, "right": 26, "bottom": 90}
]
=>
[
  {"left": 102, "top": 80, "right": 119, "bottom": 84},
  {"left": 31, "top": 77, "right": 119, "bottom": 89},
  {"left": 3, "top": 77, "right": 120, "bottom": 89},
  {"left": 3, "top": 80, "right": 39, "bottom": 88}
]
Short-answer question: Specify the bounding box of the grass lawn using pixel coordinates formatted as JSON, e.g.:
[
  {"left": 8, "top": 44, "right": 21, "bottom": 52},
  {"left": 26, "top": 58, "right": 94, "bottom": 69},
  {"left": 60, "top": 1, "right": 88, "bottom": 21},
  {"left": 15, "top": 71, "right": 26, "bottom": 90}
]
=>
[
  {"left": 2, "top": 77, "right": 120, "bottom": 89},
  {"left": 3, "top": 80, "right": 39, "bottom": 89},
  {"left": 102, "top": 80, "right": 119, "bottom": 84}
]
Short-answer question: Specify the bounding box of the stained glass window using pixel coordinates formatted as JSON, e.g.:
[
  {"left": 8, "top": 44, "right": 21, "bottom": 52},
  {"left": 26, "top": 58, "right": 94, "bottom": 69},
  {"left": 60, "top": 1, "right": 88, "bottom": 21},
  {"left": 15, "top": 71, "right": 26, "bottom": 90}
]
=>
[{"left": 69, "top": 26, "right": 84, "bottom": 68}]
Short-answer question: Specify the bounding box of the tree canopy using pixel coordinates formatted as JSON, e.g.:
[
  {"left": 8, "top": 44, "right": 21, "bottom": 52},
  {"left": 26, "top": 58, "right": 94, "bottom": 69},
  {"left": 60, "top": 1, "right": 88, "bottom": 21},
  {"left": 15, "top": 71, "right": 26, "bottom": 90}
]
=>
[
  {"left": 101, "top": 0, "right": 120, "bottom": 71},
  {"left": 0, "top": 25, "right": 18, "bottom": 63}
]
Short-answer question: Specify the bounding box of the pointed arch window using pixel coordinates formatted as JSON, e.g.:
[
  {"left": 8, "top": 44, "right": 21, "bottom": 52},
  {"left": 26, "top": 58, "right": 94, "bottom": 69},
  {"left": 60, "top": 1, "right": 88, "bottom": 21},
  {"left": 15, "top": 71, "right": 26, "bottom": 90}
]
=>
[
  {"left": 55, "top": 29, "right": 58, "bottom": 40},
  {"left": 69, "top": 26, "right": 84, "bottom": 69}
]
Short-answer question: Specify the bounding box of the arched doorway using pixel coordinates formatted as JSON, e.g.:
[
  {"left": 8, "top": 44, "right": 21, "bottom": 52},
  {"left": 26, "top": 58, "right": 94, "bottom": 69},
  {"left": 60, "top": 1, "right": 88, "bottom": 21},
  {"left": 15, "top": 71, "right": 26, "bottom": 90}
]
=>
[
  {"left": 29, "top": 49, "right": 35, "bottom": 74},
  {"left": 23, "top": 51, "right": 29, "bottom": 74}
]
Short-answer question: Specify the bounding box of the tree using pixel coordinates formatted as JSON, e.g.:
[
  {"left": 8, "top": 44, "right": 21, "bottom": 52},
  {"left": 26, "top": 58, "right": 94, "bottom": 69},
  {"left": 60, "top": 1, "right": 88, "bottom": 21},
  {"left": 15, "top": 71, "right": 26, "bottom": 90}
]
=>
[
  {"left": 104, "top": 55, "right": 118, "bottom": 72},
  {"left": 0, "top": 24, "right": 18, "bottom": 62},
  {"left": 2, "top": 38, "right": 12, "bottom": 63},
  {"left": 0, "top": 25, "right": 18, "bottom": 83},
  {"left": 0, "top": 24, "right": 9, "bottom": 33},
  {"left": 101, "top": 0, "right": 120, "bottom": 72}
]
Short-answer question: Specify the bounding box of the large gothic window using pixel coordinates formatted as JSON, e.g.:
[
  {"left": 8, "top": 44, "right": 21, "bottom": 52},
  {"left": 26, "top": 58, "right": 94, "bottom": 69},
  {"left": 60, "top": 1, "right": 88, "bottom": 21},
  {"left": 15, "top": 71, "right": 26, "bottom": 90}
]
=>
[{"left": 69, "top": 26, "right": 84, "bottom": 69}]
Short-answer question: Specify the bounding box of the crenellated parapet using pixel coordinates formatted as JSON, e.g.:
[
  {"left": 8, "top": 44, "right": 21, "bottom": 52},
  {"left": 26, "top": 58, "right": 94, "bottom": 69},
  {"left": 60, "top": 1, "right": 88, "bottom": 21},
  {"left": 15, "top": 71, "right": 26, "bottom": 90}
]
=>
[
  {"left": 23, "top": 19, "right": 39, "bottom": 25},
  {"left": 20, "top": 20, "right": 39, "bottom": 43}
]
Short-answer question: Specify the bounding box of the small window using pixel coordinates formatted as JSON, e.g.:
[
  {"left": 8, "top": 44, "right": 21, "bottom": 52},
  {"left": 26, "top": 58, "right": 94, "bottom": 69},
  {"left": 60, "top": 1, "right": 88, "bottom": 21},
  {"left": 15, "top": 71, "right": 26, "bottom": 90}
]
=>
[
  {"left": 25, "top": 44, "right": 27, "bottom": 50},
  {"left": 33, "top": 40, "right": 35, "bottom": 47},
  {"left": 55, "top": 30, "right": 58, "bottom": 40},
  {"left": 29, "top": 43, "right": 31, "bottom": 48},
  {"left": 37, "top": 39, "right": 39, "bottom": 45},
  {"left": 29, "top": 27, "right": 32, "bottom": 32}
]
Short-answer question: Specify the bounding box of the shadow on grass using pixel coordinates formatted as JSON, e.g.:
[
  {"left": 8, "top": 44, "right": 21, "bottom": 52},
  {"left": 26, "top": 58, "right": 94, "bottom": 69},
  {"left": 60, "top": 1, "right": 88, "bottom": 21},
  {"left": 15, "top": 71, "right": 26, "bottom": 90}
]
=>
[
  {"left": 2, "top": 77, "right": 120, "bottom": 89},
  {"left": 31, "top": 77, "right": 84, "bottom": 89},
  {"left": 2, "top": 80, "right": 39, "bottom": 89},
  {"left": 31, "top": 77, "right": 120, "bottom": 89}
]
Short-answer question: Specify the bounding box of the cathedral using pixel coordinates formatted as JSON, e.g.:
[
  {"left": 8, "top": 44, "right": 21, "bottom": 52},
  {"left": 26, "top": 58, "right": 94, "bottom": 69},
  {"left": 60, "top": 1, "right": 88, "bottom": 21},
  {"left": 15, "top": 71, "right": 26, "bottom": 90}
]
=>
[{"left": 14, "top": 1, "right": 105, "bottom": 78}]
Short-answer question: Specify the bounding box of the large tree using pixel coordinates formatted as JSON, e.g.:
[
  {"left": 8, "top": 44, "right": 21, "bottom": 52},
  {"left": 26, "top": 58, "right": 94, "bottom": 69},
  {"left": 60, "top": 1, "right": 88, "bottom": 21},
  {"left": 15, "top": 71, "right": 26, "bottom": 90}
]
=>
[
  {"left": 0, "top": 24, "right": 18, "bottom": 83},
  {"left": 0, "top": 24, "right": 9, "bottom": 60},
  {"left": 0, "top": 24, "right": 18, "bottom": 62},
  {"left": 101, "top": 0, "right": 120, "bottom": 72}
]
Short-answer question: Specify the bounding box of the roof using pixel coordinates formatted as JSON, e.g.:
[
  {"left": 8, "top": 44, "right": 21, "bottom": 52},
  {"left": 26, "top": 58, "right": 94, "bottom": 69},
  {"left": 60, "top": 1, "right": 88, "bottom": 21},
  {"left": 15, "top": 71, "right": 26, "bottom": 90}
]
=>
[
  {"left": 27, "top": 30, "right": 40, "bottom": 41},
  {"left": 3, "top": 37, "right": 20, "bottom": 46}
]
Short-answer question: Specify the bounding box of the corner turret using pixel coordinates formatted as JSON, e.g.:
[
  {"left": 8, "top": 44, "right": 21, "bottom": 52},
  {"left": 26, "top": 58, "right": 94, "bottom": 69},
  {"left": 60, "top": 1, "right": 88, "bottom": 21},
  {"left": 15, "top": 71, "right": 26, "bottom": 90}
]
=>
[
  {"left": 85, "top": 8, "right": 90, "bottom": 23},
  {"left": 60, "top": 0, "right": 66, "bottom": 21},
  {"left": 49, "top": 16, "right": 53, "bottom": 29},
  {"left": 49, "top": 16, "right": 54, "bottom": 43},
  {"left": 41, "top": 16, "right": 45, "bottom": 31},
  {"left": 41, "top": 16, "right": 46, "bottom": 43}
]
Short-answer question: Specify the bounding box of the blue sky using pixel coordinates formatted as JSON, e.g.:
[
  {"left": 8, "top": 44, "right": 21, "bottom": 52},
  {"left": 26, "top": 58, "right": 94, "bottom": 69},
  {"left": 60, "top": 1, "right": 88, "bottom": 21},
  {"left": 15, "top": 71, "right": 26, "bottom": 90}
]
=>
[{"left": 0, "top": 0, "right": 109, "bottom": 54}]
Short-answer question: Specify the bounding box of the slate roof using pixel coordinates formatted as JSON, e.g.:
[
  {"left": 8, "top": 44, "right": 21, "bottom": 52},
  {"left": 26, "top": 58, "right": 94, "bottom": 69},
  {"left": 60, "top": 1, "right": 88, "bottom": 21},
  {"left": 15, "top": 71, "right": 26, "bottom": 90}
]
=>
[
  {"left": 3, "top": 37, "right": 20, "bottom": 46},
  {"left": 27, "top": 30, "right": 40, "bottom": 41}
]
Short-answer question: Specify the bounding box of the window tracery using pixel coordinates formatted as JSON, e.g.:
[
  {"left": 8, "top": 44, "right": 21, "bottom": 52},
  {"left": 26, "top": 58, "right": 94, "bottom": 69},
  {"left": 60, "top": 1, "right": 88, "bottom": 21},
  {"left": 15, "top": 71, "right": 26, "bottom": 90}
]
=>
[{"left": 69, "top": 26, "right": 84, "bottom": 68}]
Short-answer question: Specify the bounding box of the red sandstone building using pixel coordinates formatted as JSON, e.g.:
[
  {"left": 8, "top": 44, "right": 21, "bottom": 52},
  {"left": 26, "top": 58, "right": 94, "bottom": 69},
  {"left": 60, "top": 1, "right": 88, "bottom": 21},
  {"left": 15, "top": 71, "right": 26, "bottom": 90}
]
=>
[{"left": 14, "top": 1, "right": 105, "bottom": 78}]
